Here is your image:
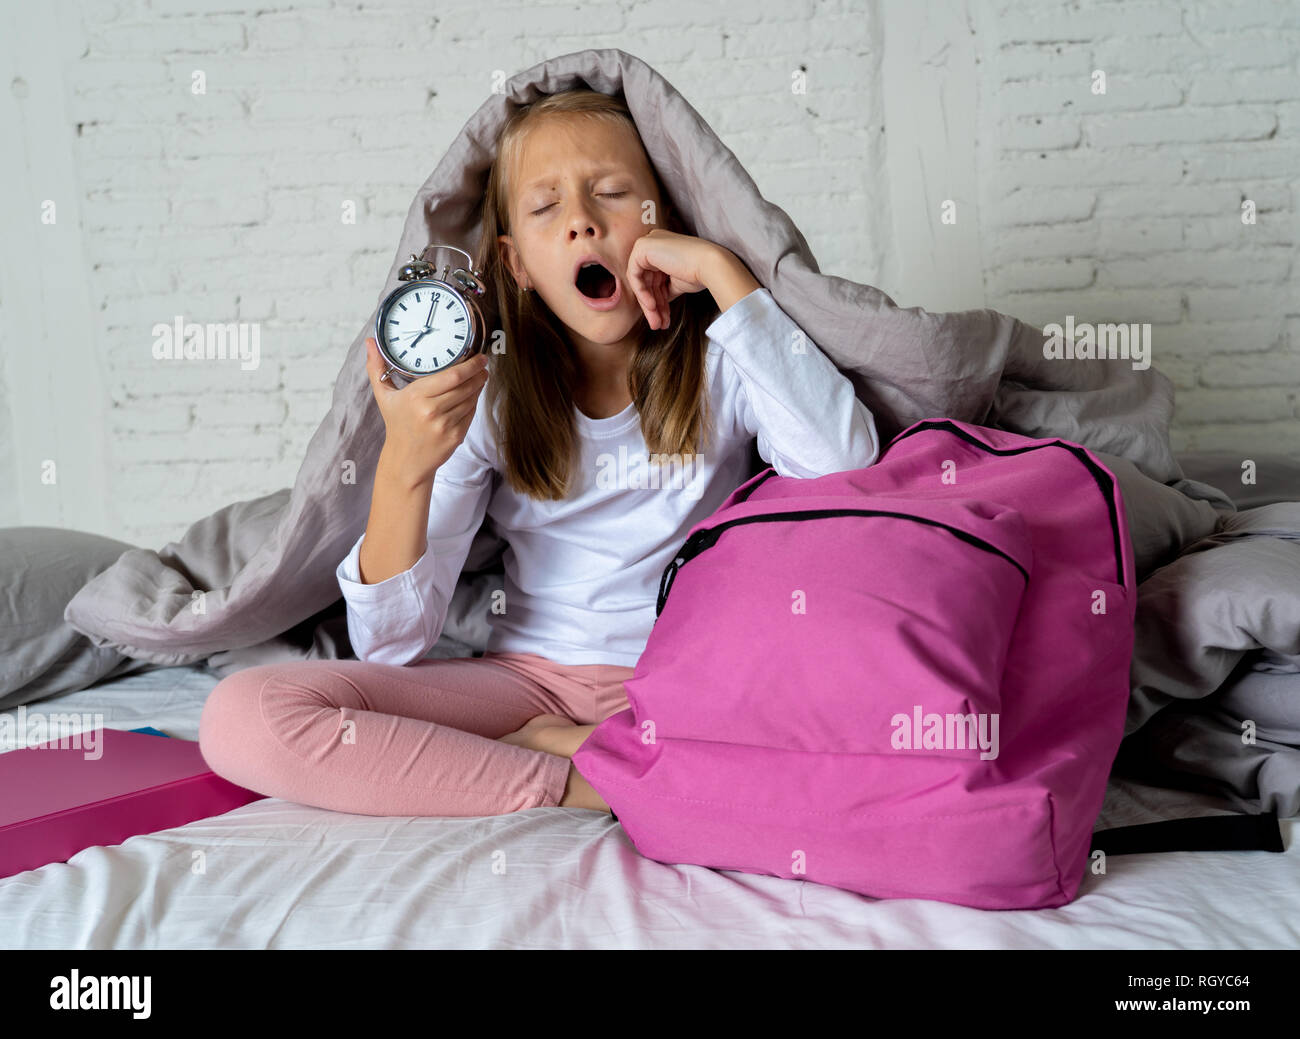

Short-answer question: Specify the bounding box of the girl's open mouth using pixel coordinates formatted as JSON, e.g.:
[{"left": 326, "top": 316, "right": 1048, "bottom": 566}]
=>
[{"left": 575, "top": 260, "right": 622, "bottom": 311}]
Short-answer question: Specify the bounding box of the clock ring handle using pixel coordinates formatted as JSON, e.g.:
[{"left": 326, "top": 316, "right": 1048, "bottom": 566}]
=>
[{"left": 414, "top": 243, "right": 486, "bottom": 297}]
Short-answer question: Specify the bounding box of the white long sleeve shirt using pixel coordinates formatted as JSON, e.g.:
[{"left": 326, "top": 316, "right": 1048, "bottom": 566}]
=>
[{"left": 336, "top": 287, "right": 880, "bottom": 668}]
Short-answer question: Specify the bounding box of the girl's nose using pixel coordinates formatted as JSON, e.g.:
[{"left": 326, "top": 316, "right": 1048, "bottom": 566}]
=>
[{"left": 565, "top": 199, "right": 601, "bottom": 235}]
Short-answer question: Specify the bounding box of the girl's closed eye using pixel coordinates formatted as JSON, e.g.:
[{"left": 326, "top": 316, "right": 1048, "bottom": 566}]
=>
[{"left": 531, "top": 191, "right": 628, "bottom": 216}]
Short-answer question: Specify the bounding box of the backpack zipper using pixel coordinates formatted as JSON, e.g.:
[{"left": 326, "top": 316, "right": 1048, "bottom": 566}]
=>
[
  {"left": 656, "top": 507, "right": 1029, "bottom": 618},
  {"left": 728, "top": 418, "right": 1125, "bottom": 586}
]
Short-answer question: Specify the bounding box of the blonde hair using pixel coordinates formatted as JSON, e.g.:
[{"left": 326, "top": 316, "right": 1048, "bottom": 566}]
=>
[{"left": 473, "top": 88, "right": 717, "bottom": 501}]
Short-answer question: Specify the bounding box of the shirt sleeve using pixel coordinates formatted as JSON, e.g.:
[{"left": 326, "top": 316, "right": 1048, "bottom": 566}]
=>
[
  {"left": 335, "top": 382, "right": 496, "bottom": 666},
  {"left": 706, "top": 287, "right": 880, "bottom": 478}
]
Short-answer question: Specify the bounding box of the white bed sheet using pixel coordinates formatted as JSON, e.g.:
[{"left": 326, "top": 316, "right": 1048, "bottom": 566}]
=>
[{"left": 1, "top": 664, "right": 1297, "bottom": 949}]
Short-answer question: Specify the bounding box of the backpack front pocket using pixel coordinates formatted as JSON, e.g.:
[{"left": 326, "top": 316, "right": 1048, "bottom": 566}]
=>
[{"left": 628, "top": 495, "right": 1033, "bottom": 757}]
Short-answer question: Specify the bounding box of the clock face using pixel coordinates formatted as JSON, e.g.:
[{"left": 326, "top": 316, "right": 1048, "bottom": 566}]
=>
[{"left": 380, "top": 281, "right": 472, "bottom": 374}]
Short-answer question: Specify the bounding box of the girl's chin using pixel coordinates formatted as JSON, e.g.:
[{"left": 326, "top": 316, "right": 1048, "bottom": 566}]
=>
[{"left": 562, "top": 312, "right": 642, "bottom": 345}]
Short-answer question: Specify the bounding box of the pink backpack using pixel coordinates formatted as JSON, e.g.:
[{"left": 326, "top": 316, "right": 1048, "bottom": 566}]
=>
[{"left": 575, "top": 418, "right": 1142, "bottom": 910}]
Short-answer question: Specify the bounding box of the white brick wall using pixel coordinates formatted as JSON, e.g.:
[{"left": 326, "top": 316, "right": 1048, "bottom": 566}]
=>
[
  {"left": 1, "top": 0, "right": 1296, "bottom": 547},
  {"left": 976, "top": 0, "right": 1300, "bottom": 458}
]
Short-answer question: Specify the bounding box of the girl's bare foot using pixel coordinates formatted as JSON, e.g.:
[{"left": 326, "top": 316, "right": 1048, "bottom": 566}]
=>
[
  {"left": 496, "top": 713, "right": 574, "bottom": 751},
  {"left": 496, "top": 718, "right": 612, "bottom": 814},
  {"left": 560, "top": 763, "right": 611, "bottom": 813},
  {"left": 537, "top": 724, "right": 612, "bottom": 814},
  {"left": 542, "top": 723, "right": 598, "bottom": 759}
]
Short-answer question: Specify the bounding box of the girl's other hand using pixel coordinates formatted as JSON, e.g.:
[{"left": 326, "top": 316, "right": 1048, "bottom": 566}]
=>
[
  {"left": 364, "top": 337, "right": 490, "bottom": 487},
  {"left": 626, "top": 228, "right": 725, "bottom": 330}
]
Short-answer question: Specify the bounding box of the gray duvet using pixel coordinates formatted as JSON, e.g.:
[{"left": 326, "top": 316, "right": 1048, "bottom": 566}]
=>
[{"left": 59, "top": 49, "right": 1300, "bottom": 817}]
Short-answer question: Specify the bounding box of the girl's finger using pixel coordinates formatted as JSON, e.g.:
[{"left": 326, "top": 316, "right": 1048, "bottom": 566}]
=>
[
  {"left": 365, "top": 338, "right": 396, "bottom": 396},
  {"left": 632, "top": 261, "right": 662, "bottom": 328},
  {"left": 647, "top": 270, "right": 665, "bottom": 327},
  {"left": 630, "top": 239, "right": 679, "bottom": 329},
  {"left": 637, "top": 281, "right": 657, "bottom": 328},
  {"left": 647, "top": 271, "right": 665, "bottom": 328},
  {"left": 625, "top": 248, "right": 653, "bottom": 324}
]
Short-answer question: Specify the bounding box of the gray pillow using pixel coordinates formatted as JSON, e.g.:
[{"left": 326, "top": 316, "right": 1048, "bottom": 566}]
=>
[{"left": 0, "top": 527, "right": 155, "bottom": 710}]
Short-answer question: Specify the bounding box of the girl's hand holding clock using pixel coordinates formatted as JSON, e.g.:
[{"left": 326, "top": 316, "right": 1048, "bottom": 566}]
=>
[{"left": 365, "top": 337, "right": 490, "bottom": 488}]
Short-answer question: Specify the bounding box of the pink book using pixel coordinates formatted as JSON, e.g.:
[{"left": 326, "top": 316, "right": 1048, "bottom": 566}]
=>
[{"left": 0, "top": 726, "right": 265, "bottom": 880}]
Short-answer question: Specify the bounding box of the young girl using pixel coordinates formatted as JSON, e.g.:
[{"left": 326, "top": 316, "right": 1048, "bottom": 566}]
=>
[{"left": 198, "top": 88, "right": 879, "bottom": 819}]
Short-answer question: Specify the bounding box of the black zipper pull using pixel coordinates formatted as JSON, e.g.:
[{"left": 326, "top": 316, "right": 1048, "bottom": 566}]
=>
[
  {"left": 660, "top": 527, "right": 712, "bottom": 618},
  {"left": 656, "top": 554, "right": 685, "bottom": 618}
]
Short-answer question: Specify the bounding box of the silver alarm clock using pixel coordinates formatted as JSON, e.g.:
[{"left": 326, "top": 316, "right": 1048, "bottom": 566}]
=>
[{"left": 375, "top": 244, "right": 487, "bottom": 382}]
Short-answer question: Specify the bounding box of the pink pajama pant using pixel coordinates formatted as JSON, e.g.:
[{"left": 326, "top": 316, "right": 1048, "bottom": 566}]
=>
[{"left": 197, "top": 650, "right": 635, "bottom": 818}]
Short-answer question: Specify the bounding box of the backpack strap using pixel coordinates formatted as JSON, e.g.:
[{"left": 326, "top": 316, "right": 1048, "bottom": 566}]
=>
[{"left": 1090, "top": 810, "right": 1285, "bottom": 856}]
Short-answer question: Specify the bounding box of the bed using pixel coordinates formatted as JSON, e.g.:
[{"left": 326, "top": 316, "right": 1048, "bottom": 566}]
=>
[{"left": 1, "top": 664, "right": 1296, "bottom": 949}]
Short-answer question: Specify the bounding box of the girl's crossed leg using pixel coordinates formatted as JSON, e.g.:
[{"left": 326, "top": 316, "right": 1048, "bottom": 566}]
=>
[{"left": 197, "top": 649, "right": 634, "bottom": 818}]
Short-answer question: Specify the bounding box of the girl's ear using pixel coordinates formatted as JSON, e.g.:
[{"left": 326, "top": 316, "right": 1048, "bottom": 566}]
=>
[{"left": 497, "top": 234, "right": 528, "bottom": 290}]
